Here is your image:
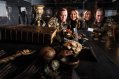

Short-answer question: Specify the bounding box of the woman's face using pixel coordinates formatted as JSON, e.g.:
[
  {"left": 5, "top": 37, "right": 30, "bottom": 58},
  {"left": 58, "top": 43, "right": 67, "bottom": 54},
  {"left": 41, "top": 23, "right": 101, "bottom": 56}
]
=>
[
  {"left": 70, "top": 10, "right": 77, "bottom": 21},
  {"left": 59, "top": 10, "right": 68, "bottom": 23},
  {"left": 84, "top": 11, "right": 91, "bottom": 21}
]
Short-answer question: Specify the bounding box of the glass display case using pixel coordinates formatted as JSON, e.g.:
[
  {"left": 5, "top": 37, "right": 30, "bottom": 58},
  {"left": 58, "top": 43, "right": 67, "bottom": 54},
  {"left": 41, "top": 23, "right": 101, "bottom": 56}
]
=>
[{"left": 0, "top": 1, "right": 9, "bottom": 25}]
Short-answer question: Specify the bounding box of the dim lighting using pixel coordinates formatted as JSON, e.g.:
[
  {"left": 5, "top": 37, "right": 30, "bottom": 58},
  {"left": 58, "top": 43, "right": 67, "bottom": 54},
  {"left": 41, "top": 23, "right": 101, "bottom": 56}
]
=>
[{"left": 112, "top": 0, "right": 116, "bottom": 2}]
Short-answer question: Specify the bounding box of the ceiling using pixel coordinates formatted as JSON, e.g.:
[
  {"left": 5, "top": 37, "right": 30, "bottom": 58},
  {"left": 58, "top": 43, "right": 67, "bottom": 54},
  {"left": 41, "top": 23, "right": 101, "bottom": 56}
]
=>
[
  {"left": 5, "top": 0, "right": 117, "bottom": 4},
  {"left": 4, "top": 0, "right": 119, "bottom": 9}
]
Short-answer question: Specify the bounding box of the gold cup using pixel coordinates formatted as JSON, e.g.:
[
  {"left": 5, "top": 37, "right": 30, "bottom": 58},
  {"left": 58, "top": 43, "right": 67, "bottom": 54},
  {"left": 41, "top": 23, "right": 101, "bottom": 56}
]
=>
[{"left": 34, "top": 5, "right": 44, "bottom": 29}]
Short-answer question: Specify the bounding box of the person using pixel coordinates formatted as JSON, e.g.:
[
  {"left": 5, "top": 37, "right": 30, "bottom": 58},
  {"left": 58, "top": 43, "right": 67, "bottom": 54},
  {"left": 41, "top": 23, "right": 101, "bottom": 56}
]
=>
[
  {"left": 48, "top": 8, "right": 70, "bottom": 31},
  {"left": 68, "top": 8, "right": 82, "bottom": 31},
  {"left": 48, "top": 8, "right": 71, "bottom": 43},
  {"left": 81, "top": 9, "right": 93, "bottom": 30},
  {"left": 92, "top": 8, "right": 108, "bottom": 40},
  {"left": 93, "top": 8, "right": 105, "bottom": 27}
]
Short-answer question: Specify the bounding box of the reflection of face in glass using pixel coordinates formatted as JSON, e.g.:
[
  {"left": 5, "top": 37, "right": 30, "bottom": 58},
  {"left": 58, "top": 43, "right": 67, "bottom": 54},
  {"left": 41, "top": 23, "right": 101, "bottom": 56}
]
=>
[
  {"left": 95, "top": 11, "right": 104, "bottom": 22},
  {"left": 70, "top": 10, "right": 77, "bottom": 21},
  {"left": 59, "top": 10, "right": 68, "bottom": 23},
  {"left": 84, "top": 11, "right": 91, "bottom": 21}
]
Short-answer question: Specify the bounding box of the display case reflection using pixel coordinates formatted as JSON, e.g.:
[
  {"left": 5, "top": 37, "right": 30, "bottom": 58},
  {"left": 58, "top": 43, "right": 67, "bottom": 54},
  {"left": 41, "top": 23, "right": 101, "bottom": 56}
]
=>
[
  {"left": 105, "top": 10, "right": 117, "bottom": 40},
  {"left": 0, "top": 1, "right": 9, "bottom": 25}
]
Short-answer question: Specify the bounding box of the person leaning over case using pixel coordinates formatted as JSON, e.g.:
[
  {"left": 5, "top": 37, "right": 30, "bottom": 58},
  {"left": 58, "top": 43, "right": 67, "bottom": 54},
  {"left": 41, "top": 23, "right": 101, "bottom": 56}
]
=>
[
  {"left": 48, "top": 8, "right": 70, "bottom": 31},
  {"left": 92, "top": 8, "right": 108, "bottom": 40},
  {"left": 68, "top": 8, "right": 82, "bottom": 31},
  {"left": 48, "top": 8, "right": 71, "bottom": 43},
  {"left": 81, "top": 9, "right": 93, "bottom": 30}
]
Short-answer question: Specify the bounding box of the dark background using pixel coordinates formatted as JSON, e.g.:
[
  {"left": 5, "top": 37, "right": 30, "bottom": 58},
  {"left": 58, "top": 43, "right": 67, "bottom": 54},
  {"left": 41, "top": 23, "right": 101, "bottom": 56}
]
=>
[{"left": 0, "top": 0, "right": 119, "bottom": 25}]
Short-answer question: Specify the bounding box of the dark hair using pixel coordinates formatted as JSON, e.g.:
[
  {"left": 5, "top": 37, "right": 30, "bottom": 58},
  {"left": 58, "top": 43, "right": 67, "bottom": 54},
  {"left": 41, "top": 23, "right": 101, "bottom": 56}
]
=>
[
  {"left": 95, "top": 8, "right": 105, "bottom": 16},
  {"left": 58, "top": 8, "right": 68, "bottom": 16}
]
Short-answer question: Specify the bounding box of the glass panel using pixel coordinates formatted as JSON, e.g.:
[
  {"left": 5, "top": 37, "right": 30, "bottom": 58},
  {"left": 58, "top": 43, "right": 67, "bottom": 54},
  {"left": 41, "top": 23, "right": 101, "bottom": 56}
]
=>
[{"left": 0, "top": 1, "right": 8, "bottom": 17}]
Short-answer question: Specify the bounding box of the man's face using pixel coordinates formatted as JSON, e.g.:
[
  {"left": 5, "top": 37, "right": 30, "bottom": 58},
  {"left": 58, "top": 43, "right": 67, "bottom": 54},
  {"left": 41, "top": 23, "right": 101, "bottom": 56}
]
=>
[
  {"left": 59, "top": 11, "right": 68, "bottom": 23},
  {"left": 95, "top": 11, "right": 104, "bottom": 22}
]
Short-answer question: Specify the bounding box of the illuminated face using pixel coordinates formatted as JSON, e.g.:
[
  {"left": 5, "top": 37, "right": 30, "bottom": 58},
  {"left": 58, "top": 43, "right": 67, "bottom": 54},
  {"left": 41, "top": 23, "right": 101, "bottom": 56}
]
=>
[
  {"left": 70, "top": 10, "right": 77, "bottom": 21},
  {"left": 59, "top": 10, "right": 68, "bottom": 23},
  {"left": 84, "top": 11, "right": 91, "bottom": 21},
  {"left": 95, "top": 11, "right": 104, "bottom": 22}
]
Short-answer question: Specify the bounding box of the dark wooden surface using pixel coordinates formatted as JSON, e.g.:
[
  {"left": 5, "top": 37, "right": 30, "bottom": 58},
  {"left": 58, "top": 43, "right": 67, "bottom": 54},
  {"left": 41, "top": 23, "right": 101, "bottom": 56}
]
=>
[{"left": 0, "top": 31, "right": 119, "bottom": 79}]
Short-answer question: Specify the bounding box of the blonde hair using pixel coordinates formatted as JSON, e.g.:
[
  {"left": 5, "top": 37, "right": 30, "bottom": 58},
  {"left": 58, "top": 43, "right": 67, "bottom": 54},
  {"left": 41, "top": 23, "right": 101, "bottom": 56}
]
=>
[
  {"left": 70, "top": 9, "right": 81, "bottom": 19},
  {"left": 82, "top": 10, "right": 92, "bottom": 19}
]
